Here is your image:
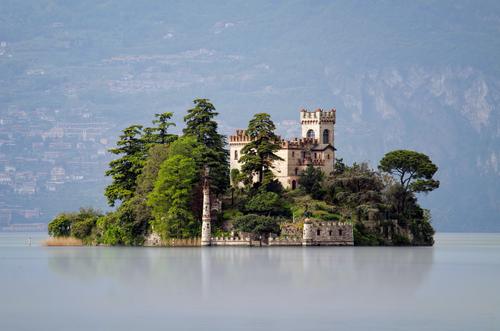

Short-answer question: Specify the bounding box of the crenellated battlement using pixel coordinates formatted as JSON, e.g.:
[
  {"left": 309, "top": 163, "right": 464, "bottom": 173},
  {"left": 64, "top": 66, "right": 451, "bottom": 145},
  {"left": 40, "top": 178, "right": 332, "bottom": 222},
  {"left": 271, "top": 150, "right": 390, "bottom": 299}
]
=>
[
  {"left": 229, "top": 129, "right": 251, "bottom": 143},
  {"left": 281, "top": 137, "right": 320, "bottom": 149},
  {"left": 300, "top": 108, "right": 336, "bottom": 124}
]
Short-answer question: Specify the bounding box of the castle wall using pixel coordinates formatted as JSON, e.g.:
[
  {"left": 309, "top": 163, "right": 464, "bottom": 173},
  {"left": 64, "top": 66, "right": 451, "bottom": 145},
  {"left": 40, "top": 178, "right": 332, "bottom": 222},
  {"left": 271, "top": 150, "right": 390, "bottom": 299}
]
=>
[
  {"left": 308, "top": 221, "right": 354, "bottom": 246},
  {"left": 228, "top": 108, "right": 336, "bottom": 189}
]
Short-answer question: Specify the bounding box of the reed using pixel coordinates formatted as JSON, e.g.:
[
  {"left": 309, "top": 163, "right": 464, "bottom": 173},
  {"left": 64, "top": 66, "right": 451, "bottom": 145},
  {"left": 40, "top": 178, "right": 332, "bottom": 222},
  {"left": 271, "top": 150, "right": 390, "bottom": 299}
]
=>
[{"left": 43, "top": 236, "right": 83, "bottom": 246}]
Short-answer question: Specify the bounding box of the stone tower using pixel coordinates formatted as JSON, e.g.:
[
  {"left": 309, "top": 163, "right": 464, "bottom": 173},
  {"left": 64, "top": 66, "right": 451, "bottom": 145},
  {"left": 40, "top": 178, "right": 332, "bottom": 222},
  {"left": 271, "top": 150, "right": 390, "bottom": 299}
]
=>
[
  {"left": 302, "top": 218, "right": 314, "bottom": 246},
  {"left": 201, "top": 167, "right": 211, "bottom": 247},
  {"left": 300, "top": 108, "right": 336, "bottom": 145}
]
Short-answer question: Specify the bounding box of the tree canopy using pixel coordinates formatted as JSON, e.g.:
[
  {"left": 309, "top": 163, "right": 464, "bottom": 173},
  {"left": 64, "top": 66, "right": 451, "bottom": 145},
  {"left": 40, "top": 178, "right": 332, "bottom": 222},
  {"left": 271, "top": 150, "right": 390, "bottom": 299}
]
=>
[
  {"left": 144, "top": 112, "right": 177, "bottom": 146},
  {"left": 147, "top": 136, "right": 203, "bottom": 239},
  {"left": 378, "top": 150, "right": 439, "bottom": 216},
  {"left": 378, "top": 150, "right": 439, "bottom": 194},
  {"left": 239, "top": 113, "right": 283, "bottom": 184},
  {"left": 104, "top": 125, "right": 147, "bottom": 206},
  {"left": 183, "top": 98, "right": 229, "bottom": 195}
]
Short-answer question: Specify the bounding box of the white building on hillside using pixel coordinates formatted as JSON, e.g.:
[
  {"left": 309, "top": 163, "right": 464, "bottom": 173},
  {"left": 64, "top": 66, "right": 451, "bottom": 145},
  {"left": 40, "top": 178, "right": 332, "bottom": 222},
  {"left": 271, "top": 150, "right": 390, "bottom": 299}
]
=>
[{"left": 229, "top": 108, "right": 336, "bottom": 189}]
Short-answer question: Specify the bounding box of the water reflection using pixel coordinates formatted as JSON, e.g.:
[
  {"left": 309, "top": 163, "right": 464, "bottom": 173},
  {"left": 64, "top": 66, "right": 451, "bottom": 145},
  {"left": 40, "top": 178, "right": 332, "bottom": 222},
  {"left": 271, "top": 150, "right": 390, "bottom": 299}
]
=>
[
  {"left": 47, "top": 246, "right": 434, "bottom": 307},
  {"left": 5, "top": 234, "right": 500, "bottom": 331}
]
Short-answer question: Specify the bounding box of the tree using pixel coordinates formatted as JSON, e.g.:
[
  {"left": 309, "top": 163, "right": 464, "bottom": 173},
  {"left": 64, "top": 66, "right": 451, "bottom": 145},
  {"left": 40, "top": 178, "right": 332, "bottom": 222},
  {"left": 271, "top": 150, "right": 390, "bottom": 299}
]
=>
[
  {"left": 239, "top": 113, "right": 283, "bottom": 185},
  {"left": 230, "top": 168, "right": 242, "bottom": 206},
  {"left": 299, "top": 164, "right": 325, "bottom": 198},
  {"left": 147, "top": 136, "right": 203, "bottom": 239},
  {"left": 143, "top": 112, "right": 177, "bottom": 146},
  {"left": 183, "top": 98, "right": 229, "bottom": 195},
  {"left": 244, "top": 190, "right": 290, "bottom": 216},
  {"left": 104, "top": 125, "right": 147, "bottom": 206},
  {"left": 378, "top": 150, "right": 439, "bottom": 214},
  {"left": 48, "top": 214, "right": 72, "bottom": 237},
  {"left": 232, "top": 214, "right": 281, "bottom": 238}
]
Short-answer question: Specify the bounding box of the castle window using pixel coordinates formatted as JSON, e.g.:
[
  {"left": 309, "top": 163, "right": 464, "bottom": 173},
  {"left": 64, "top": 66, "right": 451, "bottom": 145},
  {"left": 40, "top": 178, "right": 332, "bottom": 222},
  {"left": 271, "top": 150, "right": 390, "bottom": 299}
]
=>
[
  {"left": 234, "top": 150, "right": 238, "bottom": 160},
  {"left": 314, "top": 152, "right": 317, "bottom": 159},
  {"left": 323, "top": 129, "right": 330, "bottom": 144},
  {"left": 292, "top": 151, "right": 295, "bottom": 158},
  {"left": 329, "top": 230, "right": 332, "bottom": 236},
  {"left": 291, "top": 180, "right": 297, "bottom": 190},
  {"left": 317, "top": 229, "right": 321, "bottom": 236},
  {"left": 327, "top": 154, "right": 330, "bottom": 160},
  {"left": 306, "top": 129, "right": 315, "bottom": 139},
  {"left": 339, "top": 229, "right": 343, "bottom": 236},
  {"left": 295, "top": 168, "right": 298, "bottom": 175}
]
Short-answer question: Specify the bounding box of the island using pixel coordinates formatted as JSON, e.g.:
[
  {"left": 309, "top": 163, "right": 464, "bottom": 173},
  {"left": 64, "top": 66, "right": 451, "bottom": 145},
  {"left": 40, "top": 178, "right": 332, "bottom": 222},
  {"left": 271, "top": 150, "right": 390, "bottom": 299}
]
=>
[{"left": 47, "top": 99, "right": 439, "bottom": 247}]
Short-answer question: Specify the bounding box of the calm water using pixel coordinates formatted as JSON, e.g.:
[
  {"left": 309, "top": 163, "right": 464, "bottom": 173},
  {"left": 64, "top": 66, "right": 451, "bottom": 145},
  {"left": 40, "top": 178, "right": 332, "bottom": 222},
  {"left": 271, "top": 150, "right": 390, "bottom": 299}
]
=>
[{"left": 0, "top": 233, "right": 499, "bottom": 331}]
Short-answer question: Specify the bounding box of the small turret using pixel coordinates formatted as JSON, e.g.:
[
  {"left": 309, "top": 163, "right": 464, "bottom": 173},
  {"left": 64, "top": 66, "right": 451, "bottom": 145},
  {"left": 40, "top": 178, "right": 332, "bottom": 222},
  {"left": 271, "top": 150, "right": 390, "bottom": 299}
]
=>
[{"left": 302, "top": 218, "right": 314, "bottom": 246}]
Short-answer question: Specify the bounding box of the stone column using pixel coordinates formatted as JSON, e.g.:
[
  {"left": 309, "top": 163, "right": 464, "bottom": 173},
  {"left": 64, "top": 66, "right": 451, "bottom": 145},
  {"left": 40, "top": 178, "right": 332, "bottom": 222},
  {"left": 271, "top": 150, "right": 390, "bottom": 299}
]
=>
[
  {"left": 201, "top": 167, "right": 211, "bottom": 247},
  {"left": 302, "top": 218, "right": 313, "bottom": 246}
]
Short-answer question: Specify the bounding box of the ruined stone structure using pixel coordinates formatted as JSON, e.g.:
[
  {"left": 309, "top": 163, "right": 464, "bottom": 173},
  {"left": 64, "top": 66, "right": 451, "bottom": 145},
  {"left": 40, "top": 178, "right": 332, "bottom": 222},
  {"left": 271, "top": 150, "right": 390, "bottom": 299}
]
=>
[{"left": 229, "top": 108, "right": 336, "bottom": 189}]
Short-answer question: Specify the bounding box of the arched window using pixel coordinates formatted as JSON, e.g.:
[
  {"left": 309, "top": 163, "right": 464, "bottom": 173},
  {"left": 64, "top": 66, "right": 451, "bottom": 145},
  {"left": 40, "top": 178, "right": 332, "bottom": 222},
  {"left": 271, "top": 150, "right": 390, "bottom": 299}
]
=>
[
  {"left": 323, "top": 129, "right": 330, "bottom": 144},
  {"left": 291, "top": 180, "right": 297, "bottom": 190},
  {"left": 306, "top": 129, "right": 315, "bottom": 139},
  {"left": 234, "top": 150, "right": 238, "bottom": 160}
]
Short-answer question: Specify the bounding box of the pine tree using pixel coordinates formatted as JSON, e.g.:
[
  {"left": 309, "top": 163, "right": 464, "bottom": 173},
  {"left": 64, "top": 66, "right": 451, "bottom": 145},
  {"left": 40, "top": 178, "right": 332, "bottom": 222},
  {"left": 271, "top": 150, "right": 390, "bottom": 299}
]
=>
[
  {"left": 239, "top": 113, "right": 283, "bottom": 185},
  {"left": 183, "top": 98, "right": 229, "bottom": 195},
  {"left": 104, "top": 125, "right": 147, "bottom": 206},
  {"left": 143, "top": 112, "right": 177, "bottom": 146}
]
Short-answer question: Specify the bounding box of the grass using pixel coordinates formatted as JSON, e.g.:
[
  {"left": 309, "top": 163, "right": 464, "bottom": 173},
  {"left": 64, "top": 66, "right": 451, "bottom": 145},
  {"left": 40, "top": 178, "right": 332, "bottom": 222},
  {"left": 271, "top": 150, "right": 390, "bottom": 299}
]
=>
[{"left": 43, "top": 237, "right": 83, "bottom": 246}]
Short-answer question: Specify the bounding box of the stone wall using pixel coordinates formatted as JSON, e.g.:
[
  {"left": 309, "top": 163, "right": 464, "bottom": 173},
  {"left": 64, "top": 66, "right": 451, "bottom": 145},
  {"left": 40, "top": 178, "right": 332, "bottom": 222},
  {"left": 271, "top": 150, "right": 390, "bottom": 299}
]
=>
[{"left": 307, "top": 221, "right": 354, "bottom": 246}]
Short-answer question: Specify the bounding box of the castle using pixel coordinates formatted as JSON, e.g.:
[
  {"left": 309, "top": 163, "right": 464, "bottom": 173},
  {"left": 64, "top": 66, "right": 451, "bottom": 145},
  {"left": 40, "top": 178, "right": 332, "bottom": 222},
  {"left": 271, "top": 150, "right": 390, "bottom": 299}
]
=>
[{"left": 229, "top": 108, "right": 337, "bottom": 189}]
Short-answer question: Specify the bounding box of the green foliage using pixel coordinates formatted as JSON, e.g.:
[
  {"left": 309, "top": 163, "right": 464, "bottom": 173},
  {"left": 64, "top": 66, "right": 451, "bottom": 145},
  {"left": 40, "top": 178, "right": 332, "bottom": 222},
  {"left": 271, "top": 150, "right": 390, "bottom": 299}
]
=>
[
  {"left": 143, "top": 112, "right": 177, "bottom": 145},
  {"left": 48, "top": 214, "right": 72, "bottom": 237},
  {"left": 299, "top": 164, "right": 325, "bottom": 199},
  {"left": 334, "top": 158, "right": 347, "bottom": 175},
  {"left": 379, "top": 150, "right": 439, "bottom": 192},
  {"left": 239, "top": 113, "right": 283, "bottom": 184},
  {"left": 244, "top": 191, "right": 290, "bottom": 216},
  {"left": 410, "top": 210, "right": 435, "bottom": 245},
  {"left": 69, "top": 208, "right": 102, "bottom": 240},
  {"left": 48, "top": 208, "right": 102, "bottom": 240},
  {"left": 379, "top": 150, "right": 439, "bottom": 215},
  {"left": 148, "top": 137, "right": 201, "bottom": 239},
  {"left": 104, "top": 125, "right": 147, "bottom": 206},
  {"left": 183, "top": 98, "right": 229, "bottom": 196},
  {"left": 96, "top": 213, "right": 123, "bottom": 246},
  {"left": 392, "top": 234, "right": 411, "bottom": 246},
  {"left": 135, "top": 144, "right": 170, "bottom": 197},
  {"left": 326, "top": 162, "right": 385, "bottom": 211},
  {"left": 232, "top": 214, "right": 281, "bottom": 237},
  {"left": 94, "top": 199, "right": 149, "bottom": 246},
  {"left": 353, "top": 223, "right": 382, "bottom": 246}
]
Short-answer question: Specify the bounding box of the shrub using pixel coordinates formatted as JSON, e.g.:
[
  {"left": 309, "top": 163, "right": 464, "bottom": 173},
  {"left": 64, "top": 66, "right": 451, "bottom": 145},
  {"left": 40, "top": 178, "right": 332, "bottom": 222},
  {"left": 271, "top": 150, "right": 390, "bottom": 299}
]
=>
[
  {"left": 233, "top": 214, "right": 281, "bottom": 237},
  {"left": 48, "top": 214, "right": 72, "bottom": 237},
  {"left": 392, "top": 234, "right": 411, "bottom": 246},
  {"left": 244, "top": 191, "right": 290, "bottom": 216}
]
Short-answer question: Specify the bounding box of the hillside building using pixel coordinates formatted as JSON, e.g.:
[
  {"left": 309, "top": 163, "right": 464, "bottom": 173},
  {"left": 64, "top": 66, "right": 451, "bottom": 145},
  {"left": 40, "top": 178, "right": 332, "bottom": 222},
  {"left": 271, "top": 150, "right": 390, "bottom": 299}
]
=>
[{"left": 229, "top": 108, "right": 336, "bottom": 189}]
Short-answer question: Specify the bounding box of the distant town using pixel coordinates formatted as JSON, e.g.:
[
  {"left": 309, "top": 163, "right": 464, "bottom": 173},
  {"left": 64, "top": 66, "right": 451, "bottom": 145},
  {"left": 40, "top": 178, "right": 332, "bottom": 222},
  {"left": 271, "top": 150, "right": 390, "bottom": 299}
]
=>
[{"left": 0, "top": 106, "right": 116, "bottom": 231}]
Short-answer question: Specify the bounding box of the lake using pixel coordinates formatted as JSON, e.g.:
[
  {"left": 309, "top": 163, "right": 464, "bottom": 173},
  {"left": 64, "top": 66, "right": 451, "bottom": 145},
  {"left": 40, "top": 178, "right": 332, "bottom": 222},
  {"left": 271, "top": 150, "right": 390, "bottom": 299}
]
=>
[{"left": 0, "top": 233, "right": 499, "bottom": 331}]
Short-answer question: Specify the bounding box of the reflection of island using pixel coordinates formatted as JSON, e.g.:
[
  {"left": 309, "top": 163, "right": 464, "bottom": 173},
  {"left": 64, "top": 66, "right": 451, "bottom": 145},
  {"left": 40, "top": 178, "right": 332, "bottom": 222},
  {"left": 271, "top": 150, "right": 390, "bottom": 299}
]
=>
[{"left": 48, "top": 246, "right": 433, "bottom": 310}]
